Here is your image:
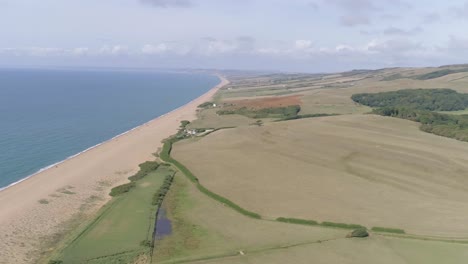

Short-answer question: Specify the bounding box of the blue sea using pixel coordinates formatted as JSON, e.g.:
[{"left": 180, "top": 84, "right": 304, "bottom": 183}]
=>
[{"left": 0, "top": 68, "right": 219, "bottom": 189}]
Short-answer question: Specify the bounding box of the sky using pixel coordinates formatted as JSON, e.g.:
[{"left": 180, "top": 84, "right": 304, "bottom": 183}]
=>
[{"left": 1, "top": 0, "right": 468, "bottom": 72}]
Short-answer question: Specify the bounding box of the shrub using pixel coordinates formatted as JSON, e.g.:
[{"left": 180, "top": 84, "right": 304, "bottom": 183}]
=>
[
  {"left": 371, "top": 227, "right": 405, "bottom": 234},
  {"left": 152, "top": 173, "right": 175, "bottom": 206},
  {"left": 198, "top": 101, "right": 214, "bottom": 108},
  {"left": 140, "top": 240, "right": 152, "bottom": 247},
  {"left": 38, "top": 199, "right": 49, "bottom": 204},
  {"left": 128, "top": 161, "right": 160, "bottom": 182},
  {"left": 348, "top": 228, "right": 369, "bottom": 238},
  {"left": 109, "top": 182, "right": 135, "bottom": 196},
  {"left": 180, "top": 120, "right": 191, "bottom": 128},
  {"left": 109, "top": 161, "right": 160, "bottom": 196},
  {"left": 48, "top": 261, "right": 63, "bottom": 264}
]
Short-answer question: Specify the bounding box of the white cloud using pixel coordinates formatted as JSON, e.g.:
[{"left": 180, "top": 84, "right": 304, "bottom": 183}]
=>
[
  {"left": 0, "top": 34, "right": 464, "bottom": 72},
  {"left": 294, "top": 40, "right": 313, "bottom": 50},
  {"left": 71, "top": 47, "right": 90, "bottom": 56},
  {"left": 141, "top": 43, "right": 169, "bottom": 54},
  {"left": 365, "top": 38, "right": 422, "bottom": 54},
  {"left": 0, "top": 47, "right": 65, "bottom": 56},
  {"left": 98, "top": 45, "right": 129, "bottom": 55}
]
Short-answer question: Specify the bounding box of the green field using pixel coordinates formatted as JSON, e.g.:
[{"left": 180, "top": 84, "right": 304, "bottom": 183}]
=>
[{"left": 55, "top": 166, "right": 174, "bottom": 263}]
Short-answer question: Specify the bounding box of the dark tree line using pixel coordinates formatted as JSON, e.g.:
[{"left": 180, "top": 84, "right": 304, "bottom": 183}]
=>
[
  {"left": 373, "top": 107, "right": 468, "bottom": 142},
  {"left": 352, "top": 89, "right": 468, "bottom": 111}
]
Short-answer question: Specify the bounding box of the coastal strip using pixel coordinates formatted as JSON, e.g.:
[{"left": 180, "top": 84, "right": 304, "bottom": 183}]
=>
[{"left": 0, "top": 74, "right": 229, "bottom": 264}]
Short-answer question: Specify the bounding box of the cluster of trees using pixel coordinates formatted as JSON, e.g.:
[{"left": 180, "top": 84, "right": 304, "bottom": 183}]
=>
[
  {"left": 217, "top": 105, "right": 301, "bottom": 119},
  {"left": 174, "top": 120, "right": 191, "bottom": 140},
  {"left": 152, "top": 172, "right": 175, "bottom": 206},
  {"left": 352, "top": 89, "right": 468, "bottom": 111},
  {"left": 373, "top": 107, "right": 468, "bottom": 142}
]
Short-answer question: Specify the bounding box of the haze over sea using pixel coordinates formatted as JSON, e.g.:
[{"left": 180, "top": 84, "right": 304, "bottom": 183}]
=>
[{"left": 0, "top": 68, "right": 219, "bottom": 189}]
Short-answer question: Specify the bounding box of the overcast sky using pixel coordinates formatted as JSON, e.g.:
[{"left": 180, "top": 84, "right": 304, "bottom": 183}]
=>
[{"left": 1, "top": 0, "right": 468, "bottom": 72}]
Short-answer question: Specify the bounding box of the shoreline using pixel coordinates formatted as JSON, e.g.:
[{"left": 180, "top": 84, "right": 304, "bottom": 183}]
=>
[
  {"left": 0, "top": 74, "right": 229, "bottom": 264},
  {"left": 0, "top": 74, "right": 223, "bottom": 193}
]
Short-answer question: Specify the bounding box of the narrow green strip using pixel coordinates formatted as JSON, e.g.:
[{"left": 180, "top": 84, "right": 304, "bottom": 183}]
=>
[{"left": 371, "top": 226, "right": 406, "bottom": 234}]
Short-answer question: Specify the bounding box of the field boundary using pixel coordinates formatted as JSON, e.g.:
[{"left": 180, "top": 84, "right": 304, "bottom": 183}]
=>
[{"left": 160, "top": 138, "right": 261, "bottom": 219}]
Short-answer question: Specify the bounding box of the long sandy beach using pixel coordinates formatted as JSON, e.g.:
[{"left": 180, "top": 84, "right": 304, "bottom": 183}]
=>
[{"left": 0, "top": 75, "right": 228, "bottom": 264}]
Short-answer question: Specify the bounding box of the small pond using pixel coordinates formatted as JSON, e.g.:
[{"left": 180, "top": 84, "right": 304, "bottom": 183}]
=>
[{"left": 154, "top": 208, "right": 172, "bottom": 240}]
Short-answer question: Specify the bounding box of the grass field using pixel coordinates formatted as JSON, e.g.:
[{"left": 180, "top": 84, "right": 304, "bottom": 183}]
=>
[
  {"left": 172, "top": 114, "right": 468, "bottom": 237},
  {"left": 56, "top": 166, "right": 174, "bottom": 263},
  {"left": 154, "top": 147, "right": 468, "bottom": 264}
]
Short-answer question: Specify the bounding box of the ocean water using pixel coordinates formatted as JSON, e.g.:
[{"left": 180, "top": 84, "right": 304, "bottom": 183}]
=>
[{"left": 0, "top": 68, "right": 219, "bottom": 189}]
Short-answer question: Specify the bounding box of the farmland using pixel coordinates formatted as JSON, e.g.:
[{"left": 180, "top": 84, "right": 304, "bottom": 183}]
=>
[
  {"left": 154, "top": 128, "right": 468, "bottom": 263},
  {"left": 172, "top": 114, "right": 468, "bottom": 237},
  {"left": 158, "top": 65, "right": 468, "bottom": 263}
]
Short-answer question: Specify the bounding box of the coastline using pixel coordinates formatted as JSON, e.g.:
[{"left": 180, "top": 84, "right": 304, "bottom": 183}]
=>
[
  {"left": 0, "top": 74, "right": 229, "bottom": 264},
  {"left": 0, "top": 74, "right": 221, "bottom": 193}
]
